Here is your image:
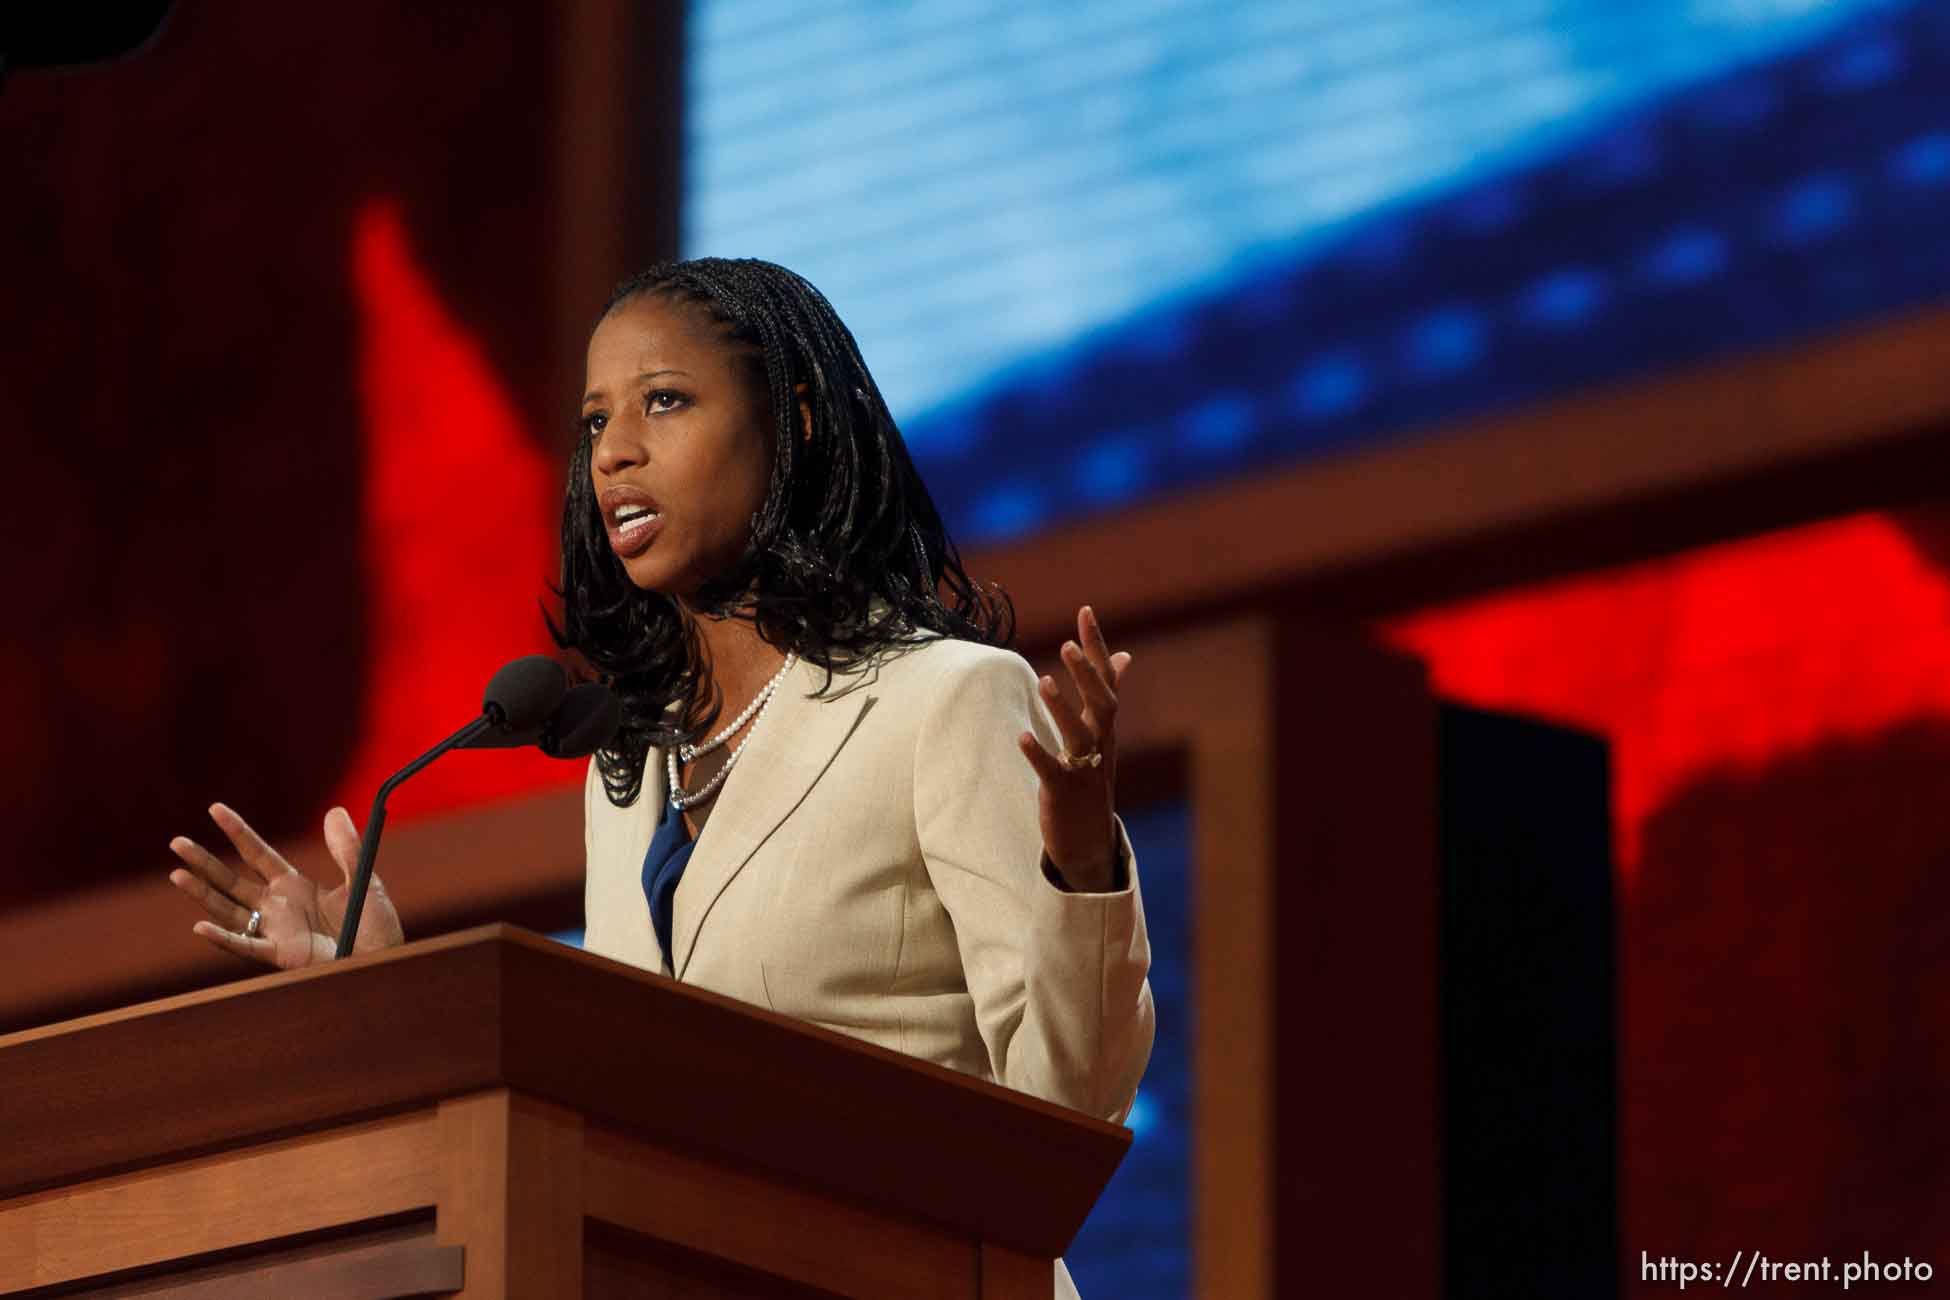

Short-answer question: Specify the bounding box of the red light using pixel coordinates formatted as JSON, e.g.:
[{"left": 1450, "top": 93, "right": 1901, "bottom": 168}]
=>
[
  {"left": 325, "top": 198, "right": 576, "bottom": 821},
  {"left": 1382, "top": 512, "right": 1950, "bottom": 875}
]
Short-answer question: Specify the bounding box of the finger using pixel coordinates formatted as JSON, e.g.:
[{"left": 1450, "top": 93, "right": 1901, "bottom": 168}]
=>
[
  {"left": 1036, "top": 672, "right": 1098, "bottom": 759},
  {"left": 323, "top": 806, "right": 362, "bottom": 887},
  {"left": 1079, "top": 605, "right": 1118, "bottom": 676},
  {"left": 191, "top": 920, "right": 279, "bottom": 967},
  {"left": 1017, "top": 730, "right": 1069, "bottom": 787},
  {"left": 168, "top": 834, "right": 263, "bottom": 906},
  {"left": 1059, "top": 640, "right": 1118, "bottom": 735},
  {"left": 169, "top": 867, "right": 253, "bottom": 930},
  {"left": 1110, "top": 650, "right": 1132, "bottom": 687},
  {"left": 209, "top": 803, "right": 297, "bottom": 885}
]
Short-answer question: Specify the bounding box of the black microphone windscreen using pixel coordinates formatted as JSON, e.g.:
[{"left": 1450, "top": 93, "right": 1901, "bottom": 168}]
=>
[
  {"left": 542, "top": 683, "right": 622, "bottom": 759},
  {"left": 483, "top": 656, "right": 569, "bottom": 733}
]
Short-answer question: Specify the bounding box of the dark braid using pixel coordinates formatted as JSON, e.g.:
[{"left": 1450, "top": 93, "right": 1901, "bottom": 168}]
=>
[{"left": 552, "top": 258, "right": 1015, "bottom": 807}]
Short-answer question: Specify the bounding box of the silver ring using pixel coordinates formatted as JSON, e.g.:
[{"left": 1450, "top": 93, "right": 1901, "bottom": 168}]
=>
[
  {"left": 245, "top": 910, "right": 263, "bottom": 938},
  {"left": 1058, "top": 748, "right": 1103, "bottom": 771}
]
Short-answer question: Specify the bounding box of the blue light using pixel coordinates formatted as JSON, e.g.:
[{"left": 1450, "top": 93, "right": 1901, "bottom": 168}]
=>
[
  {"left": 1229, "top": 270, "right": 1300, "bottom": 324},
  {"left": 1521, "top": 268, "right": 1610, "bottom": 329},
  {"left": 548, "top": 928, "right": 586, "bottom": 948},
  {"left": 1125, "top": 314, "right": 1193, "bottom": 361},
  {"left": 1890, "top": 131, "right": 1950, "bottom": 188},
  {"left": 1576, "top": 123, "right": 1661, "bottom": 190},
  {"left": 1452, "top": 183, "right": 1526, "bottom": 235},
  {"left": 1125, "top": 1089, "right": 1155, "bottom": 1137},
  {"left": 1404, "top": 306, "right": 1488, "bottom": 378},
  {"left": 1075, "top": 435, "right": 1150, "bottom": 505},
  {"left": 906, "top": 408, "right": 984, "bottom": 457},
  {"left": 1691, "top": 76, "right": 1780, "bottom": 131},
  {"left": 969, "top": 482, "right": 1051, "bottom": 540},
  {"left": 1642, "top": 226, "right": 1730, "bottom": 286},
  {"left": 1341, "top": 217, "right": 1416, "bottom": 273},
  {"left": 1287, "top": 351, "right": 1371, "bottom": 420},
  {"left": 1820, "top": 32, "right": 1903, "bottom": 92},
  {"left": 691, "top": 0, "right": 1902, "bottom": 427},
  {"left": 1180, "top": 393, "right": 1256, "bottom": 454},
  {"left": 1772, "top": 174, "right": 1857, "bottom": 244}
]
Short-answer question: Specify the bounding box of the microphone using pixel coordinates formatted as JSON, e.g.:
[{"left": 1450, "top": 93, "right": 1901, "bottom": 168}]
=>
[
  {"left": 334, "top": 656, "right": 570, "bottom": 956},
  {"left": 484, "top": 655, "right": 574, "bottom": 734},
  {"left": 457, "top": 679, "right": 621, "bottom": 756},
  {"left": 540, "top": 682, "right": 623, "bottom": 759}
]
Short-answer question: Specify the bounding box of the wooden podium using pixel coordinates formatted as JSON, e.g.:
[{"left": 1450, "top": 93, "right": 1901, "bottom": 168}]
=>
[{"left": 0, "top": 927, "right": 1130, "bottom": 1298}]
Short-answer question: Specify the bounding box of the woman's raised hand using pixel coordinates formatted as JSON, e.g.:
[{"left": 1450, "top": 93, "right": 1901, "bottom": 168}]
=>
[
  {"left": 1018, "top": 604, "right": 1133, "bottom": 893},
  {"left": 168, "top": 803, "right": 405, "bottom": 969}
]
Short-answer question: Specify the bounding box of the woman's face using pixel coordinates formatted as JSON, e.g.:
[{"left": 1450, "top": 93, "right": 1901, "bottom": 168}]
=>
[{"left": 582, "top": 295, "right": 774, "bottom": 602}]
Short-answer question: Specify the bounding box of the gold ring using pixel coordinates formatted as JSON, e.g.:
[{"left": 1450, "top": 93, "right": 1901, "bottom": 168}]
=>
[{"left": 1058, "top": 748, "right": 1103, "bottom": 771}]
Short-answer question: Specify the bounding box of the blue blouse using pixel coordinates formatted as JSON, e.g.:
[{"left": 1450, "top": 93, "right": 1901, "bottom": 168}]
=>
[{"left": 641, "top": 798, "right": 697, "bottom": 970}]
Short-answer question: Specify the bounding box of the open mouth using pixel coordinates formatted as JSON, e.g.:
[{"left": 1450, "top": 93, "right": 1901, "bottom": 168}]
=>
[
  {"left": 599, "top": 485, "right": 664, "bottom": 557},
  {"left": 613, "top": 505, "right": 660, "bottom": 538}
]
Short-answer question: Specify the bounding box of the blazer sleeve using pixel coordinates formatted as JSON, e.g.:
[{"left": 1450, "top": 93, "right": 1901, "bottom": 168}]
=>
[{"left": 912, "top": 648, "right": 1156, "bottom": 1123}]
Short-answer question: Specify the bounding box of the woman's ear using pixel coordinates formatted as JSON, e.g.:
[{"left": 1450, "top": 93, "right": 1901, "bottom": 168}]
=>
[{"left": 793, "top": 382, "right": 813, "bottom": 443}]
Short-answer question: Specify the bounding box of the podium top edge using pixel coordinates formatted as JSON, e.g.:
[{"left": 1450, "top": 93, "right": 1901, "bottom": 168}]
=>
[
  {"left": 0, "top": 924, "right": 548, "bottom": 1051},
  {"left": 0, "top": 925, "right": 1131, "bottom": 1255}
]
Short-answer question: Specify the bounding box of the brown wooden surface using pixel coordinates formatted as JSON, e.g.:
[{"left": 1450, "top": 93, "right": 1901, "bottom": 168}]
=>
[
  {"left": 435, "top": 1091, "right": 583, "bottom": 1300},
  {"left": 54, "top": 1224, "right": 461, "bottom": 1299},
  {"left": 977, "top": 1244, "right": 1049, "bottom": 1300},
  {"left": 980, "top": 302, "right": 1950, "bottom": 647},
  {"left": 490, "top": 935, "right": 1121, "bottom": 1260},
  {"left": 583, "top": 1222, "right": 849, "bottom": 1300},
  {"left": 0, "top": 927, "right": 1126, "bottom": 1263},
  {"left": 1102, "top": 620, "right": 1278, "bottom": 1299},
  {"left": 584, "top": 1121, "right": 975, "bottom": 1298},
  {"left": 0, "top": 1113, "right": 439, "bottom": 1293}
]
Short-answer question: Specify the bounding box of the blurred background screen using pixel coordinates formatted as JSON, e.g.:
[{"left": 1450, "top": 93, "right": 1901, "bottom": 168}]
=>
[{"left": 688, "top": 0, "right": 1948, "bottom": 543}]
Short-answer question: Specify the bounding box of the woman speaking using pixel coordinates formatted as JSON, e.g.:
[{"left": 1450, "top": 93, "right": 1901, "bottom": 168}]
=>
[{"left": 168, "top": 259, "right": 1154, "bottom": 1299}]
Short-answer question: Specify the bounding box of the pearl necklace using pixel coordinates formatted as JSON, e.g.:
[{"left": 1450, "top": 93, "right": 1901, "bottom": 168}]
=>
[{"left": 666, "top": 651, "right": 798, "bottom": 810}]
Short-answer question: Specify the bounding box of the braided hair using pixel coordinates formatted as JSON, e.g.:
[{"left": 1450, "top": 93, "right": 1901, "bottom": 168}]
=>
[{"left": 553, "top": 258, "right": 1015, "bottom": 807}]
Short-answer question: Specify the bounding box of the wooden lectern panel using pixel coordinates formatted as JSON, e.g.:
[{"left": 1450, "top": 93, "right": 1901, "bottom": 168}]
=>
[
  {"left": 0, "top": 929, "right": 1118, "bottom": 1297},
  {"left": 436, "top": 1091, "right": 584, "bottom": 1299},
  {"left": 0, "top": 1113, "right": 440, "bottom": 1292},
  {"left": 584, "top": 1224, "right": 851, "bottom": 1299},
  {"left": 60, "top": 1224, "right": 462, "bottom": 1299},
  {"left": 581, "top": 1122, "right": 975, "bottom": 1296}
]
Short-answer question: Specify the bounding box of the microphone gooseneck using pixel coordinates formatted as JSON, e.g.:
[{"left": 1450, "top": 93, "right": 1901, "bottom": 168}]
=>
[{"left": 334, "top": 656, "right": 571, "bottom": 957}]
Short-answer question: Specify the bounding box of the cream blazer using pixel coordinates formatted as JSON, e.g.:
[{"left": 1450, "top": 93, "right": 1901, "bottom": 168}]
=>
[{"left": 581, "top": 636, "right": 1156, "bottom": 1298}]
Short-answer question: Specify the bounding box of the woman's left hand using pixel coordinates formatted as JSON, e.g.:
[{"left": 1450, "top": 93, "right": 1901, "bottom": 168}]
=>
[{"left": 1018, "top": 605, "right": 1132, "bottom": 893}]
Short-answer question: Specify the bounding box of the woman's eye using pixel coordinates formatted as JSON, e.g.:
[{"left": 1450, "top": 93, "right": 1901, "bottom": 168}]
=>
[
  {"left": 580, "top": 412, "right": 607, "bottom": 439},
  {"left": 645, "top": 389, "right": 684, "bottom": 414}
]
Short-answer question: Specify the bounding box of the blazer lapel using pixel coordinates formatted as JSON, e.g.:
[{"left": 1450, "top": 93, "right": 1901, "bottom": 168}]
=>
[{"left": 672, "top": 656, "right": 877, "bottom": 980}]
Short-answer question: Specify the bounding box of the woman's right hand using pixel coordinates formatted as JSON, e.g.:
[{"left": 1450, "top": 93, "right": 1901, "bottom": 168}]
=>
[{"left": 168, "top": 803, "right": 405, "bottom": 970}]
